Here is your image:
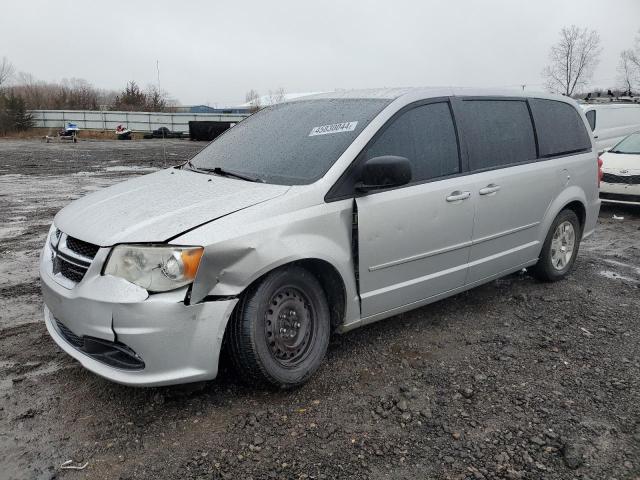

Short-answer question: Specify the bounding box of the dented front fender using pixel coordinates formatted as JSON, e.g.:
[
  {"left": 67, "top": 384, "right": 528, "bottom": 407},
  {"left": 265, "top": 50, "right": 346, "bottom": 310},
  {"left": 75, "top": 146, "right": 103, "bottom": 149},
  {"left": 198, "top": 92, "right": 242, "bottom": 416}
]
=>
[{"left": 173, "top": 194, "right": 361, "bottom": 325}]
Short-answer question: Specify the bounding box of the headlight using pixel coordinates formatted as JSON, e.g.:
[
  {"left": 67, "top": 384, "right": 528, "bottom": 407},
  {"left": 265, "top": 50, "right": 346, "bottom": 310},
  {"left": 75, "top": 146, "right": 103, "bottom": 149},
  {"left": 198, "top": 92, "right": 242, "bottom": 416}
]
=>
[
  {"left": 104, "top": 245, "right": 204, "bottom": 292},
  {"left": 48, "top": 223, "right": 61, "bottom": 248}
]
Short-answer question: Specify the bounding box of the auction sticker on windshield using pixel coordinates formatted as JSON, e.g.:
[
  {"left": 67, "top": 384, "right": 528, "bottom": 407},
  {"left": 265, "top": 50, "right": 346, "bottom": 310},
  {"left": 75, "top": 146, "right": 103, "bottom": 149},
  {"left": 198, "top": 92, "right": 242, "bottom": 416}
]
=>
[{"left": 309, "top": 121, "right": 358, "bottom": 136}]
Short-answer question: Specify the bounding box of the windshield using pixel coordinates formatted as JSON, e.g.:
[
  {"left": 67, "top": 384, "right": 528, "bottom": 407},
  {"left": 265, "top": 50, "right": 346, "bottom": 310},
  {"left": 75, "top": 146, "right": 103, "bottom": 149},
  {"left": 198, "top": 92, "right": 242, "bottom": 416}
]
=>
[
  {"left": 187, "top": 98, "right": 391, "bottom": 185},
  {"left": 610, "top": 132, "right": 640, "bottom": 154}
]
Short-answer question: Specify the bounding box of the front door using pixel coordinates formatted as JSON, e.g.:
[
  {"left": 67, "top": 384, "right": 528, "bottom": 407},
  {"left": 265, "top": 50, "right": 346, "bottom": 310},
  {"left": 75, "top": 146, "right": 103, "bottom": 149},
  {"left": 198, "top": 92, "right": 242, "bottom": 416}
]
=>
[{"left": 353, "top": 100, "right": 475, "bottom": 317}]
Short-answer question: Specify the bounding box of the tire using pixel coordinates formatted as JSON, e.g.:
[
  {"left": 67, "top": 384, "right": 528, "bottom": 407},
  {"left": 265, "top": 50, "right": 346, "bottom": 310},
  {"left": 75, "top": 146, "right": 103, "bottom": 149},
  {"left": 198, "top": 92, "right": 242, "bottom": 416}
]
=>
[
  {"left": 531, "top": 209, "right": 582, "bottom": 282},
  {"left": 228, "top": 265, "right": 330, "bottom": 388}
]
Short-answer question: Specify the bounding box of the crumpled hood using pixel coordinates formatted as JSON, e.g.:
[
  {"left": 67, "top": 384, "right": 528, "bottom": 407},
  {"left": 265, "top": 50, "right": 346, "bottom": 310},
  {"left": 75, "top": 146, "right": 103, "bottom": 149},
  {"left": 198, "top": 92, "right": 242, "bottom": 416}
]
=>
[{"left": 54, "top": 168, "right": 289, "bottom": 246}]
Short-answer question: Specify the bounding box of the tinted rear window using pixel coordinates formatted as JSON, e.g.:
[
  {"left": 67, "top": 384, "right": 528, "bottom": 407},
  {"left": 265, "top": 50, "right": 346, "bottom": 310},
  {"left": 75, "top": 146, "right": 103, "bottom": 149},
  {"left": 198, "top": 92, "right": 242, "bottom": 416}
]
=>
[
  {"left": 462, "top": 100, "right": 537, "bottom": 170},
  {"left": 188, "top": 98, "right": 391, "bottom": 185},
  {"left": 529, "top": 99, "right": 592, "bottom": 157}
]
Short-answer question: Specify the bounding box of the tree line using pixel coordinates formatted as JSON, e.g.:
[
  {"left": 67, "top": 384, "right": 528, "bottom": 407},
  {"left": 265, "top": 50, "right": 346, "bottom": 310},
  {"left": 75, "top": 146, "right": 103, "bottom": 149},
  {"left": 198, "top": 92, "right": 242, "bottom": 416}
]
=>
[{"left": 0, "top": 58, "right": 174, "bottom": 133}]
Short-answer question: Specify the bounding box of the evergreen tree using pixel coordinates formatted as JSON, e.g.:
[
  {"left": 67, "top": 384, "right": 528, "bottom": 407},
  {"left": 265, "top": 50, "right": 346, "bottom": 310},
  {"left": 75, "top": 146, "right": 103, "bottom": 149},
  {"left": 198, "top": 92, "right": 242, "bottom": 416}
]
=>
[
  {"left": 113, "top": 81, "right": 147, "bottom": 111},
  {"left": 0, "top": 92, "right": 33, "bottom": 134},
  {"left": 5, "top": 93, "right": 33, "bottom": 131}
]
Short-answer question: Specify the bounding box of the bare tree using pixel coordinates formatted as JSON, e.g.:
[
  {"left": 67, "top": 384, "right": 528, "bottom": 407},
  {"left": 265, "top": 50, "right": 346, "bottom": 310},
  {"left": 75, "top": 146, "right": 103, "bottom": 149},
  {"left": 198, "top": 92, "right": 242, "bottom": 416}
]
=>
[
  {"left": 13, "top": 72, "right": 47, "bottom": 109},
  {"left": 0, "top": 56, "right": 15, "bottom": 89},
  {"left": 543, "top": 25, "right": 602, "bottom": 96},
  {"left": 628, "top": 30, "right": 640, "bottom": 68},
  {"left": 617, "top": 50, "right": 638, "bottom": 94},
  {"left": 268, "top": 87, "right": 286, "bottom": 105},
  {"left": 624, "top": 30, "right": 640, "bottom": 87},
  {"left": 245, "top": 89, "right": 261, "bottom": 112}
]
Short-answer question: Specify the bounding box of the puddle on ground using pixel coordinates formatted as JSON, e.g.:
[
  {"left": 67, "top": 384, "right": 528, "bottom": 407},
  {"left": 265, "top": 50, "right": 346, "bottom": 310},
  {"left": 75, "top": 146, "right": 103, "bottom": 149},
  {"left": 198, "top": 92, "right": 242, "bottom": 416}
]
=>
[
  {"left": 601, "top": 258, "right": 640, "bottom": 275},
  {"left": 598, "top": 270, "right": 638, "bottom": 283}
]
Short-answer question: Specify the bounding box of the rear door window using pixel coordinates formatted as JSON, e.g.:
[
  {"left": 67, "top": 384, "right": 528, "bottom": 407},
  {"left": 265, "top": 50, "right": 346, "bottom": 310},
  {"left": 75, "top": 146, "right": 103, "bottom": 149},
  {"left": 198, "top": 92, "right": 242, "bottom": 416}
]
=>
[
  {"left": 364, "top": 102, "right": 460, "bottom": 182},
  {"left": 529, "top": 99, "right": 592, "bottom": 157},
  {"left": 461, "top": 100, "right": 537, "bottom": 171}
]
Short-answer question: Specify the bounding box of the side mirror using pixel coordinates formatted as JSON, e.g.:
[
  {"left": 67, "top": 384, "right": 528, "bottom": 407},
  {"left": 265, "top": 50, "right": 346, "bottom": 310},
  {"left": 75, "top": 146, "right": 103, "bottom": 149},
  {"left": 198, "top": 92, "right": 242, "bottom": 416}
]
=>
[{"left": 357, "top": 156, "right": 412, "bottom": 192}]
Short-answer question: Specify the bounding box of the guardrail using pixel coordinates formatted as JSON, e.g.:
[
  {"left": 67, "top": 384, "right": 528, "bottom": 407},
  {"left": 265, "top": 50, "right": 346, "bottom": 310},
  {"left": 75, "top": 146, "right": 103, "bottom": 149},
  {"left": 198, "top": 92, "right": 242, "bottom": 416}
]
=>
[{"left": 30, "top": 109, "right": 249, "bottom": 132}]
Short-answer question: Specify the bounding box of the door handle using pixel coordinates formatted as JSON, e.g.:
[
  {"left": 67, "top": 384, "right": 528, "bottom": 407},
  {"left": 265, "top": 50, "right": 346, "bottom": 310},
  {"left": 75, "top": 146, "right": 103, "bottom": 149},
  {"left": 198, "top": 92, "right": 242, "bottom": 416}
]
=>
[
  {"left": 479, "top": 184, "right": 501, "bottom": 195},
  {"left": 446, "top": 191, "right": 471, "bottom": 202}
]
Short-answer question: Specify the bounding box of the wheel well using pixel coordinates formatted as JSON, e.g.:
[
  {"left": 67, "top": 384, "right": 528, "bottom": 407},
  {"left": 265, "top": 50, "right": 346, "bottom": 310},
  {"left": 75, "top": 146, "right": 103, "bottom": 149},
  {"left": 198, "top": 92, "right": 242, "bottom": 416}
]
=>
[
  {"left": 291, "top": 259, "right": 346, "bottom": 331},
  {"left": 563, "top": 201, "right": 586, "bottom": 231},
  {"left": 237, "top": 259, "right": 347, "bottom": 331}
]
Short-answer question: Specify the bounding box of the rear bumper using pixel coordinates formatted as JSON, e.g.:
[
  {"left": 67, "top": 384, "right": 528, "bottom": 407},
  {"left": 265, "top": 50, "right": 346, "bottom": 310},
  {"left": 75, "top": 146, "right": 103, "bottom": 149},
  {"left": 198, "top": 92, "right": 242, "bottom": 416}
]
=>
[{"left": 41, "top": 252, "right": 238, "bottom": 387}]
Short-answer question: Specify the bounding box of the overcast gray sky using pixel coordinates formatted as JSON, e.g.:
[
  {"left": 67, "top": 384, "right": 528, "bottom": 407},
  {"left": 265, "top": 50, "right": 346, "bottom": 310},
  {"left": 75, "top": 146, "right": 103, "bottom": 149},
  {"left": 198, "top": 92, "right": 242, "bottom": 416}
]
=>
[{"left": 1, "top": 0, "right": 638, "bottom": 106}]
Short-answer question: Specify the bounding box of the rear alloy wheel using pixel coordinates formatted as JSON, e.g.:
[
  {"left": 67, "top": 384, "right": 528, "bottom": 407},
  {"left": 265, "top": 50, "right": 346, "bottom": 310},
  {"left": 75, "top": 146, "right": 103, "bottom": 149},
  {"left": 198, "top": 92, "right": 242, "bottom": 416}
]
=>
[
  {"left": 550, "top": 221, "right": 576, "bottom": 271},
  {"left": 228, "top": 265, "right": 330, "bottom": 388},
  {"left": 532, "top": 209, "right": 581, "bottom": 282}
]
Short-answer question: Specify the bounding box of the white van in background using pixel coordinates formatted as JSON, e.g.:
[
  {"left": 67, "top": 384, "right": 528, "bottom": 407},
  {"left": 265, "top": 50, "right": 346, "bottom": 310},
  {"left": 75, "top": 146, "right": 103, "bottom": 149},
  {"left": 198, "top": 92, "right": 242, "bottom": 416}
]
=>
[{"left": 580, "top": 103, "right": 640, "bottom": 153}]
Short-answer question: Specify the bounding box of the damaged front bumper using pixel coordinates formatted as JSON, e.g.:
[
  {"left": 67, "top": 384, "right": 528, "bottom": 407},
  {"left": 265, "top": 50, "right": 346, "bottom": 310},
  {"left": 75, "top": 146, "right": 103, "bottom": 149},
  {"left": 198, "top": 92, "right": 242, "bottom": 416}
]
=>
[{"left": 40, "top": 246, "right": 238, "bottom": 387}]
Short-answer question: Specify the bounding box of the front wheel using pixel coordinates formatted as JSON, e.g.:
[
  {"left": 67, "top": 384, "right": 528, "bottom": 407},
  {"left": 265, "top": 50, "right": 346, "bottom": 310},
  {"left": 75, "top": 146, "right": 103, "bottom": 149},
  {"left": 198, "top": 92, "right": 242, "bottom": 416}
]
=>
[
  {"left": 531, "top": 209, "right": 582, "bottom": 282},
  {"left": 228, "top": 265, "right": 330, "bottom": 388}
]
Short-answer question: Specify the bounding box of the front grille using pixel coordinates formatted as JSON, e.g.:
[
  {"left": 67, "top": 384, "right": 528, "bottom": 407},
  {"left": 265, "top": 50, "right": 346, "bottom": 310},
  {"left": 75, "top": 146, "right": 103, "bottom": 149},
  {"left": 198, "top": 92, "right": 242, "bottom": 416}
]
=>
[
  {"left": 55, "top": 257, "right": 87, "bottom": 283},
  {"left": 66, "top": 236, "right": 100, "bottom": 259},
  {"left": 54, "top": 317, "right": 145, "bottom": 370},
  {"left": 50, "top": 231, "right": 98, "bottom": 284},
  {"left": 602, "top": 173, "right": 640, "bottom": 185}
]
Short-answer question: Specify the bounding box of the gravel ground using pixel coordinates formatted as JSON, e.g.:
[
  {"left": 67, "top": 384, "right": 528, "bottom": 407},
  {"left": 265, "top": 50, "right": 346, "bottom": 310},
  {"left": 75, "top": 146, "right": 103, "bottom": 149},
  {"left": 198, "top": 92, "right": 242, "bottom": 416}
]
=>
[{"left": 0, "top": 138, "right": 638, "bottom": 480}]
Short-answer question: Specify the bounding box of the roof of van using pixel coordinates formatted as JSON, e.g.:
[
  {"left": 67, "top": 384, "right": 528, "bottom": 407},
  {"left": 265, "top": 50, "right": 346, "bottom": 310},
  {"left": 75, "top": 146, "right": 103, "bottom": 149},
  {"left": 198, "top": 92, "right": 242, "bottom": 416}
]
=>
[{"left": 299, "top": 87, "right": 573, "bottom": 102}]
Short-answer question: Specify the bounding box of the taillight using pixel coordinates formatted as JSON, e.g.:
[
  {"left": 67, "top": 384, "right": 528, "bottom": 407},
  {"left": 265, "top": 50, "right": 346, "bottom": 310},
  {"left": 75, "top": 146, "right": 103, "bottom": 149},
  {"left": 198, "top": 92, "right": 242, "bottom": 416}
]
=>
[{"left": 597, "top": 156, "right": 603, "bottom": 188}]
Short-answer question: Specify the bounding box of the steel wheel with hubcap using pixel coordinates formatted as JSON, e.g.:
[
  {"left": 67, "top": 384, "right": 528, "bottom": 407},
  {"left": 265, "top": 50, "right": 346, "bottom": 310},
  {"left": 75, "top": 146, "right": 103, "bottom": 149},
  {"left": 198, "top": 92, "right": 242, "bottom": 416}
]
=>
[
  {"left": 228, "top": 265, "right": 330, "bottom": 388},
  {"left": 265, "top": 286, "right": 315, "bottom": 367},
  {"left": 532, "top": 209, "right": 582, "bottom": 281}
]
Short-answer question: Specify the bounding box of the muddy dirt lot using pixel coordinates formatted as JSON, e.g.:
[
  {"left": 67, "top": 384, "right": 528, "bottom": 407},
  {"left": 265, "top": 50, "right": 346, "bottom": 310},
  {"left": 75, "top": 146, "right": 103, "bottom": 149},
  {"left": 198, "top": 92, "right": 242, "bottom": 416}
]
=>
[{"left": 0, "top": 138, "right": 639, "bottom": 480}]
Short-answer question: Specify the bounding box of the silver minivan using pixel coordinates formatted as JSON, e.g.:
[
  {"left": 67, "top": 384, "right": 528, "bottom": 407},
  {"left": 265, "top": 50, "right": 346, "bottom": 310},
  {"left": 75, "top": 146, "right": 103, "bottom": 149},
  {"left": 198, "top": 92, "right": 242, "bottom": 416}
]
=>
[{"left": 40, "top": 88, "right": 600, "bottom": 388}]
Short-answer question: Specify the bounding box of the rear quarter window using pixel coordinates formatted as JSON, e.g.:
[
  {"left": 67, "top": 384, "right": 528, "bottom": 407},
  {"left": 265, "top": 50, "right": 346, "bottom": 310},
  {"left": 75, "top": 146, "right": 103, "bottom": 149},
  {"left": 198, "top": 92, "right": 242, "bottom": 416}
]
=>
[
  {"left": 529, "top": 99, "right": 592, "bottom": 157},
  {"left": 461, "top": 100, "right": 537, "bottom": 171},
  {"left": 585, "top": 110, "right": 596, "bottom": 131}
]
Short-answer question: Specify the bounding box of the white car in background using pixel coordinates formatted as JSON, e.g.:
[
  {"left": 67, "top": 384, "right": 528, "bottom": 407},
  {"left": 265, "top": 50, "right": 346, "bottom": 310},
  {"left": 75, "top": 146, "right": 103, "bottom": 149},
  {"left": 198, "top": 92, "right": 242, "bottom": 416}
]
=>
[
  {"left": 599, "top": 132, "right": 640, "bottom": 205},
  {"left": 580, "top": 103, "right": 640, "bottom": 153}
]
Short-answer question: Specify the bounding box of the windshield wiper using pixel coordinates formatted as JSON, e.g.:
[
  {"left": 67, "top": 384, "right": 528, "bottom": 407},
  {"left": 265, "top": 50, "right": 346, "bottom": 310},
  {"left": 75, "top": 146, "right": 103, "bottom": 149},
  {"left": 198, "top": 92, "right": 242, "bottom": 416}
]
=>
[
  {"left": 197, "top": 165, "right": 264, "bottom": 183},
  {"left": 211, "top": 166, "right": 264, "bottom": 183}
]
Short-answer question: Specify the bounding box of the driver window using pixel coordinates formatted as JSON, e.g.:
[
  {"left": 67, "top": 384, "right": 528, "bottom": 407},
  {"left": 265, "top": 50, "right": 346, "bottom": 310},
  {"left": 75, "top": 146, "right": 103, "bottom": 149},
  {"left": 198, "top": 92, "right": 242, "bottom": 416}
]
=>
[{"left": 364, "top": 102, "right": 460, "bottom": 182}]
